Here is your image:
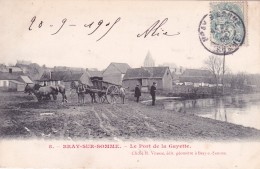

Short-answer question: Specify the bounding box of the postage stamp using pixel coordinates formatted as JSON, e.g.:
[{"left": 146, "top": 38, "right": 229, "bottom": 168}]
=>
[
  {"left": 210, "top": 1, "right": 248, "bottom": 46},
  {"left": 198, "top": 1, "right": 247, "bottom": 55}
]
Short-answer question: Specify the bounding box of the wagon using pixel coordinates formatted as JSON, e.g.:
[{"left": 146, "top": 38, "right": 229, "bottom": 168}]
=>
[{"left": 87, "top": 79, "right": 123, "bottom": 104}]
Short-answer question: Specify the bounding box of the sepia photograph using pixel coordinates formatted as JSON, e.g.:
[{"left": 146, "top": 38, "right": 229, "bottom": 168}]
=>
[{"left": 0, "top": 0, "right": 260, "bottom": 168}]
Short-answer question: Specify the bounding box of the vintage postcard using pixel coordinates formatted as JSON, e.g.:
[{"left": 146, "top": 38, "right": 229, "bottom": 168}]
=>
[{"left": 0, "top": 0, "right": 260, "bottom": 168}]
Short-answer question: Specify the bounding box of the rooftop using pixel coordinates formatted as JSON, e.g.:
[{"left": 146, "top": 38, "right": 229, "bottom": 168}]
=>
[{"left": 124, "top": 67, "right": 171, "bottom": 79}]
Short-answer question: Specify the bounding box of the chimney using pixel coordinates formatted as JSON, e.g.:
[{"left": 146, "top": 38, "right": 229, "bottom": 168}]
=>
[{"left": 9, "top": 68, "right": 12, "bottom": 73}]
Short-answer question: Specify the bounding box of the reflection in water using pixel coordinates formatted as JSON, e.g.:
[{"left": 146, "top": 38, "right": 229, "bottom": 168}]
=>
[{"left": 163, "top": 93, "right": 260, "bottom": 130}]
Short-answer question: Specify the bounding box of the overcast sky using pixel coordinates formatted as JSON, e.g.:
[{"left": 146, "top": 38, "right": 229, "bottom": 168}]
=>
[{"left": 0, "top": 1, "right": 259, "bottom": 73}]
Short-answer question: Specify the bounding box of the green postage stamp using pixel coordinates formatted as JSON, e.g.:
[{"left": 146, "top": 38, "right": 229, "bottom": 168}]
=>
[{"left": 210, "top": 1, "right": 248, "bottom": 46}]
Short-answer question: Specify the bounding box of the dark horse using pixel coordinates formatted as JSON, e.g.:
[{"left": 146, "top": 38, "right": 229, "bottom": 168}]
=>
[
  {"left": 24, "top": 84, "right": 58, "bottom": 101},
  {"left": 84, "top": 85, "right": 97, "bottom": 103}
]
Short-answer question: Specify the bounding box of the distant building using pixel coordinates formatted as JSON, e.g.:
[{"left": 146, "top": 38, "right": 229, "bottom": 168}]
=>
[
  {"left": 53, "top": 66, "right": 85, "bottom": 72},
  {"left": 39, "top": 70, "right": 91, "bottom": 88},
  {"left": 171, "top": 66, "right": 185, "bottom": 84},
  {"left": 0, "top": 72, "right": 33, "bottom": 92},
  {"left": 179, "top": 69, "right": 213, "bottom": 87},
  {"left": 123, "top": 67, "right": 173, "bottom": 92},
  {"left": 39, "top": 71, "right": 70, "bottom": 86},
  {"left": 63, "top": 71, "right": 93, "bottom": 90},
  {"left": 0, "top": 65, "right": 23, "bottom": 74},
  {"left": 38, "top": 69, "right": 104, "bottom": 90},
  {"left": 143, "top": 51, "right": 155, "bottom": 67},
  {"left": 102, "top": 62, "right": 131, "bottom": 85}
]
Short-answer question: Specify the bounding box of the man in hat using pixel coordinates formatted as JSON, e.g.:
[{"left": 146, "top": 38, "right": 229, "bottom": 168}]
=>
[
  {"left": 134, "top": 84, "right": 141, "bottom": 102},
  {"left": 150, "top": 82, "right": 157, "bottom": 106}
]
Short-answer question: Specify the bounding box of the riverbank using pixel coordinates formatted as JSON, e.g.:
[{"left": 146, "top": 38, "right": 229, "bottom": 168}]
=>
[{"left": 1, "top": 92, "right": 260, "bottom": 141}]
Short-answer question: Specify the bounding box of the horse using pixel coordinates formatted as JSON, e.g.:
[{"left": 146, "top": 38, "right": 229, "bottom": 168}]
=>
[
  {"left": 24, "top": 84, "right": 58, "bottom": 101},
  {"left": 84, "top": 85, "right": 97, "bottom": 103},
  {"left": 55, "top": 84, "right": 68, "bottom": 103},
  {"left": 24, "top": 83, "right": 36, "bottom": 95}
]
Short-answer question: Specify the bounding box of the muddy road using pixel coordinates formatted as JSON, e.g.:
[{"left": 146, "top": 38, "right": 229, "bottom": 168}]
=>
[{"left": 1, "top": 92, "right": 260, "bottom": 141}]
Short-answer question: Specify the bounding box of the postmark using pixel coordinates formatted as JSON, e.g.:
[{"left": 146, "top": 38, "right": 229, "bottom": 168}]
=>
[{"left": 198, "top": 8, "right": 246, "bottom": 55}]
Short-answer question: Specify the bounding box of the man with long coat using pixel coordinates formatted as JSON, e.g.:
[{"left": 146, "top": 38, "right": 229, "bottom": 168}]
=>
[
  {"left": 134, "top": 85, "right": 141, "bottom": 102},
  {"left": 150, "top": 82, "right": 157, "bottom": 106}
]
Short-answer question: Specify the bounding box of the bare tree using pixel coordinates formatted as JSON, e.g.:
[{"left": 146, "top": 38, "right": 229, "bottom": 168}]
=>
[{"left": 204, "top": 55, "right": 223, "bottom": 94}]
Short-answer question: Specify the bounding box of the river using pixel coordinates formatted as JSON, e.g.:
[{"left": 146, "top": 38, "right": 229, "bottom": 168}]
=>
[{"left": 163, "top": 93, "right": 260, "bottom": 130}]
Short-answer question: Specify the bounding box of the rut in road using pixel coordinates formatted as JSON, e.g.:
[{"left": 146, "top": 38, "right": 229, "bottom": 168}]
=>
[
  {"left": 103, "top": 104, "right": 159, "bottom": 138},
  {"left": 91, "top": 106, "right": 120, "bottom": 137}
]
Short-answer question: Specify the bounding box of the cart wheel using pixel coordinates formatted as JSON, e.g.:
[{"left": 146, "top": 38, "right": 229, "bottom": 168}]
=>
[
  {"left": 106, "top": 85, "right": 120, "bottom": 104},
  {"left": 97, "top": 92, "right": 106, "bottom": 103}
]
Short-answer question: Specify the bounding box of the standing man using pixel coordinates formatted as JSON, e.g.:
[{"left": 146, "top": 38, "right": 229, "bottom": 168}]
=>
[
  {"left": 134, "top": 84, "right": 141, "bottom": 102},
  {"left": 119, "top": 87, "right": 126, "bottom": 104},
  {"left": 77, "top": 83, "right": 85, "bottom": 104},
  {"left": 150, "top": 82, "right": 157, "bottom": 106}
]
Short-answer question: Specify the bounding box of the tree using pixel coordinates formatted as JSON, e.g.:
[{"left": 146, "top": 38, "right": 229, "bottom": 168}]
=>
[
  {"left": 204, "top": 55, "right": 223, "bottom": 94},
  {"left": 235, "top": 72, "right": 247, "bottom": 90}
]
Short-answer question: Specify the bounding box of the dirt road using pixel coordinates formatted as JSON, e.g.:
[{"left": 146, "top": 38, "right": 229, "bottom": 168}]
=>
[{"left": 1, "top": 92, "right": 260, "bottom": 141}]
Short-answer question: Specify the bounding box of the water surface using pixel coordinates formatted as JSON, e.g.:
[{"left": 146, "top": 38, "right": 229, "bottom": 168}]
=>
[{"left": 163, "top": 93, "right": 260, "bottom": 130}]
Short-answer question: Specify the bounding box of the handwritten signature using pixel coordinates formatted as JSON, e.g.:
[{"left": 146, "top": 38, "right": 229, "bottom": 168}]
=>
[
  {"left": 28, "top": 17, "right": 180, "bottom": 41},
  {"left": 137, "top": 18, "right": 180, "bottom": 38}
]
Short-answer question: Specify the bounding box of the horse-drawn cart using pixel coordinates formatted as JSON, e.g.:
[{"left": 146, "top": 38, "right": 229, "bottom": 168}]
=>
[
  {"left": 87, "top": 79, "right": 124, "bottom": 104},
  {"left": 25, "top": 79, "right": 124, "bottom": 104}
]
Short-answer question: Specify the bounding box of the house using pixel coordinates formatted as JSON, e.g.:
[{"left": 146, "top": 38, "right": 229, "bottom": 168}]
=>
[
  {"left": 38, "top": 69, "right": 95, "bottom": 90},
  {"left": 9, "top": 80, "right": 26, "bottom": 91},
  {"left": 0, "top": 65, "right": 23, "bottom": 74},
  {"left": 102, "top": 62, "right": 131, "bottom": 85},
  {"left": 123, "top": 67, "right": 173, "bottom": 92},
  {"left": 171, "top": 67, "right": 185, "bottom": 84},
  {"left": 0, "top": 72, "right": 33, "bottom": 92},
  {"left": 172, "top": 69, "right": 215, "bottom": 96},
  {"left": 179, "top": 69, "right": 213, "bottom": 87},
  {"left": 39, "top": 71, "right": 70, "bottom": 86},
  {"left": 63, "top": 71, "right": 93, "bottom": 90}
]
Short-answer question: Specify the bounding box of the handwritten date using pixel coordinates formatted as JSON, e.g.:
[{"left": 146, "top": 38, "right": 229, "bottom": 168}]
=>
[{"left": 28, "top": 16, "right": 121, "bottom": 41}]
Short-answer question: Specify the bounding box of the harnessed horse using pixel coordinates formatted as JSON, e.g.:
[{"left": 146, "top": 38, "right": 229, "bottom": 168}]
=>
[
  {"left": 24, "top": 84, "right": 58, "bottom": 101},
  {"left": 55, "top": 84, "right": 68, "bottom": 103}
]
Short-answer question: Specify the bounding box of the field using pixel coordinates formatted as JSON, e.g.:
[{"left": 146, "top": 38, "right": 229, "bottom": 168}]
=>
[{"left": 1, "top": 91, "right": 260, "bottom": 141}]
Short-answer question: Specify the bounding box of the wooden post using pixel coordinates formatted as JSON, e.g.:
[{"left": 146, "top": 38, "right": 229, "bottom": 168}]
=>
[{"left": 222, "top": 49, "right": 226, "bottom": 95}]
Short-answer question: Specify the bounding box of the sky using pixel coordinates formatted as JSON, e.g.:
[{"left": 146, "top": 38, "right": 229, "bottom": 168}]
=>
[{"left": 0, "top": 1, "right": 259, "bottom": 73}]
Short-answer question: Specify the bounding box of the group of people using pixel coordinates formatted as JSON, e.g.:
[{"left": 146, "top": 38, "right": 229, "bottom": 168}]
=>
[{"left": 134, "top": 82, "right": 157, "bottom": 106}]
